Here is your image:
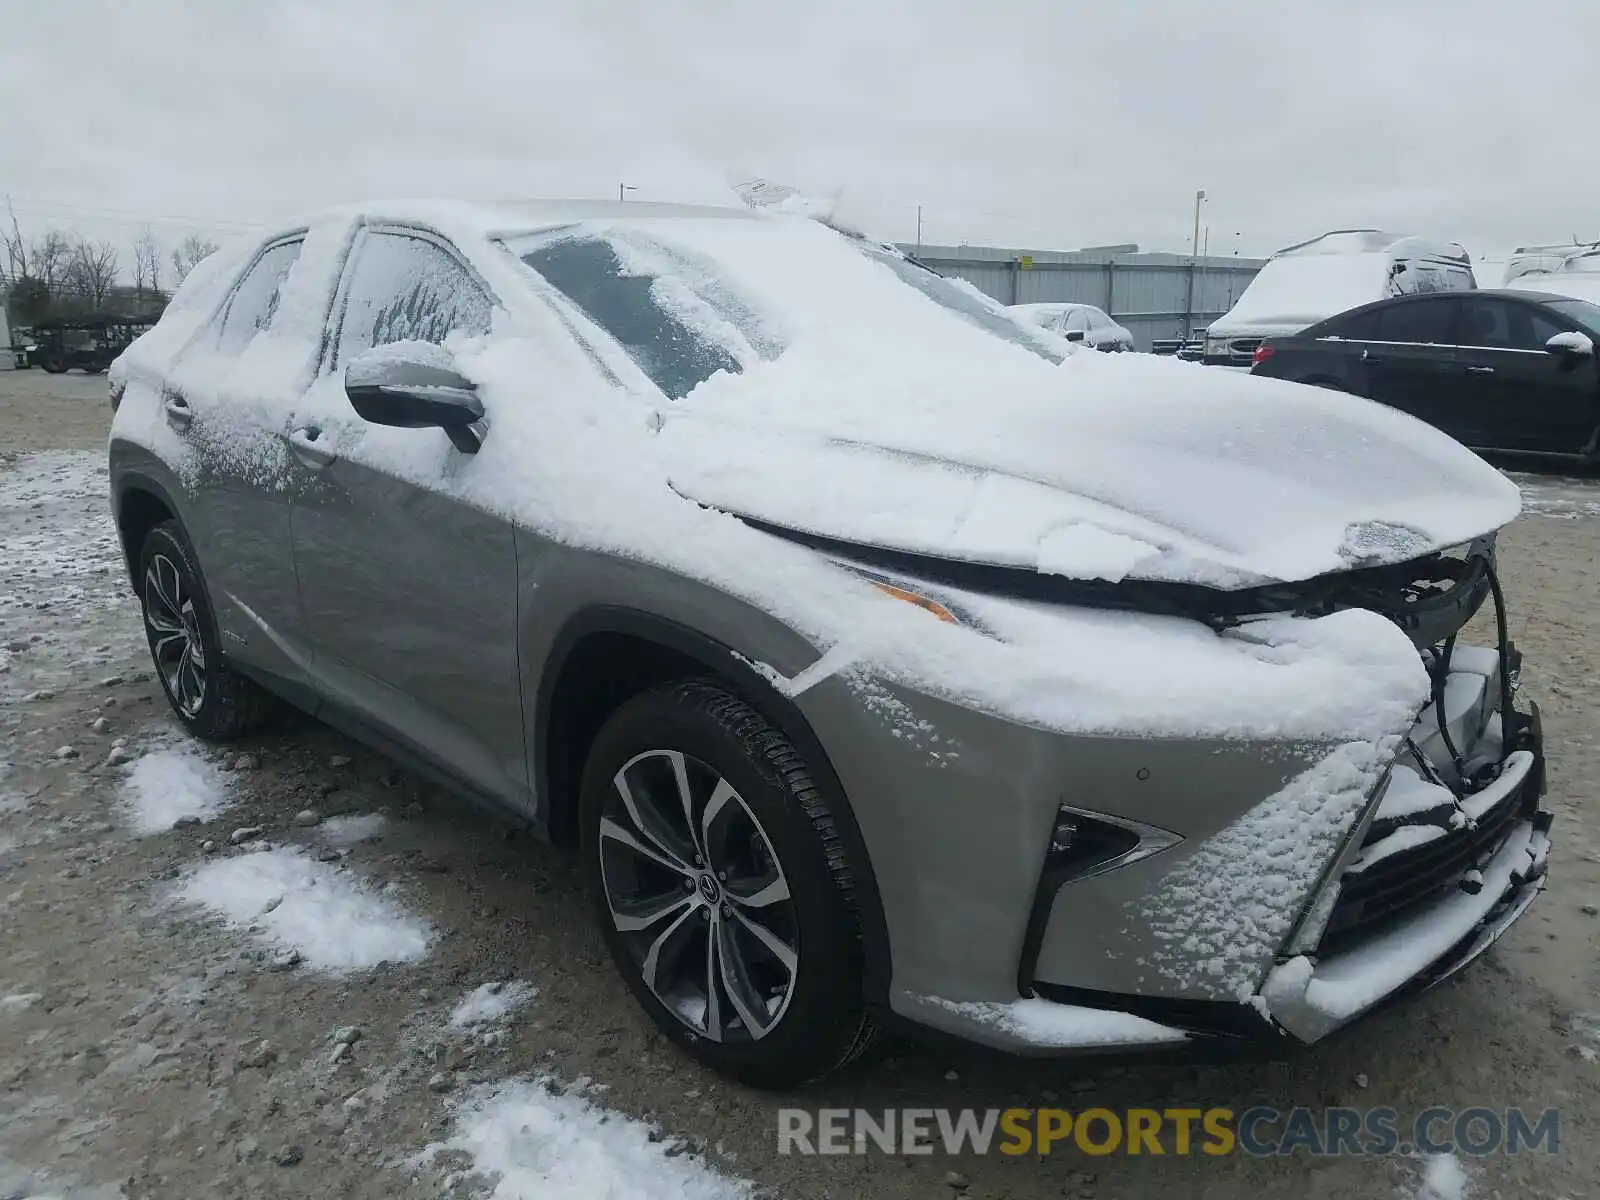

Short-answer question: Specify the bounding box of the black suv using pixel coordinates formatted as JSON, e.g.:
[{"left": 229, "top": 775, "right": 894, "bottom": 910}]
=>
[{"left": 1250, "top": 290, "right": 1600, "bottom": 459}]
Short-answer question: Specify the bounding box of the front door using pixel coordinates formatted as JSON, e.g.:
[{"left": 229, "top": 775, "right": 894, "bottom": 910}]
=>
[
  {"left": 1454, "top": 296, "right": 1600, "bottom": 454},
  {"left": 286, "top": 225, "right": 528, "bottom": 806},
  {"left": 1363, "top": 296, "right": 1481, "bottom": 443}
]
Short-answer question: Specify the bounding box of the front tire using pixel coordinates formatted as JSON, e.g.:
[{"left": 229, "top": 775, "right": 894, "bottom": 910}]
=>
[
  {"left": 137, "top": 521, "right": 275, "bottom": 741},
  {"left": 579, "top": 680, "right": 874, "bottom": 1088}
]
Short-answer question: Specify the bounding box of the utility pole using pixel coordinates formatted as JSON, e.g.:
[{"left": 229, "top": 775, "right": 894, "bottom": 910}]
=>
[{"left": 915, "top": 204, "right": 923, "bottom": 256}]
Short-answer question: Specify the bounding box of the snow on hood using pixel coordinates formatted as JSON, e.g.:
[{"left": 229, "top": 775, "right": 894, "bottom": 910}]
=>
[
  {"left": 663, "top": 347, "right": 1519, "bottom": 588},
  {"left": 114, "top": 202, "right": 1446, "bottom": 744}
]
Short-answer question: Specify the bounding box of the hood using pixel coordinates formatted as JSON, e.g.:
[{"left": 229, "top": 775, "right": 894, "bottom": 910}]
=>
[
  {"left": 1206, "top": 318, "right": 1313, "bottom": 340},
  {"left": 661, "top": 352, "right": 1521, "bottom": 590}
]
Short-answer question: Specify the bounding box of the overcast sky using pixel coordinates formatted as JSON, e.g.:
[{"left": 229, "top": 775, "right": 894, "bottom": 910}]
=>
[{"left": 1, "top": 0, "right": 1594, "bottom": 273}]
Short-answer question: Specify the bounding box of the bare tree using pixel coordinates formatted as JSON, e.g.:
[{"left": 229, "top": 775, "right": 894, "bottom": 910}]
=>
[
  {"left": 64, "top": 238, "right": 120, "bottom": 309},
  {"left": 131, "top": 226, "right": 163, "bottom": 298},
  {"left": 3, "top": 199, "right": 29, "bottom": 281},
  {"left": 170, "top": 233, "right": 219, "bottom": 285},
  {"left": 31, "top": 230, "right": 71, "bottom": 298}
]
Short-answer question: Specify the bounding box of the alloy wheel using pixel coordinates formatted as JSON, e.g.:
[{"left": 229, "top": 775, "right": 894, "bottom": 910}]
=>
[
  {"left": 144, "top": 552, "right": 207, "bottom": 718},
  {"left": 597, "top": 749, "right": 799, "bottom": 1042}
]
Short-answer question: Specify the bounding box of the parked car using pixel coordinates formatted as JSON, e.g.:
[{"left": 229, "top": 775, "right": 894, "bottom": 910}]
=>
[
  {"left": 110, "top": 200, "right": 1547, "bottom": 1087},
  {"left": 1205, "top": 230, "right": 1476, "bottom": 367},
  {"left": 1250, "top": 289, "right": 1600, "bottom": 458},
  {"left": 1504, "top": 249, "right": 1600, "bottom": 306},
  {"left": 1008, "top": 301, "right": 1134, "bottom": 351}
]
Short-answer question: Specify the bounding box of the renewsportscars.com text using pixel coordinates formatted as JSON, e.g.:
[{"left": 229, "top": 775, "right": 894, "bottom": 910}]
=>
[{"left": 777, "top": 1107, "right": 1559, "bottom": 1158}]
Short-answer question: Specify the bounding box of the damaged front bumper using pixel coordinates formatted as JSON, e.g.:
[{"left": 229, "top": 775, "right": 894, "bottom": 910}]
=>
[{"left": 896, "top": 640, "right": 1551, "bottom": 1058}]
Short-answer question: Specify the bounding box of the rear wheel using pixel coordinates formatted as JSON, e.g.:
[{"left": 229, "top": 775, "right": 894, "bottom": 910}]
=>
[
  {"left": 579, "top": 680, "right": 874, "bottom": 1088},
  {"left": 42, "top": 357, "right": 67, "bottom": 375},
  {"left": 138, "top": 521, "right": 275, "bottom": 741}
]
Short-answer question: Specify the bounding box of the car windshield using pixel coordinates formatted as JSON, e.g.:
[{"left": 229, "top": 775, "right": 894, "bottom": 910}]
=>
[
  {"left": 519, "top": 229, "right": 1060, "bottom": 398},
  {"left": 1547, "top": 299, "right": 1600, "bottom": 338},
  {"left": 860, "top": 247, "right": 1061, "bottom": 361}
]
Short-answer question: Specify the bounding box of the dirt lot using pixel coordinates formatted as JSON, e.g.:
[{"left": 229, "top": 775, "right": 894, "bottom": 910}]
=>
[{"left": 2, "top": 369, "right": 1598, "bottom": 1199}]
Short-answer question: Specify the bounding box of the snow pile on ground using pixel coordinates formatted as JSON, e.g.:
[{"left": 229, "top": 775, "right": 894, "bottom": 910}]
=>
[
  {"left": 119, "top": 746, "right": 231, "bottom": 834},
  {"left": 1412, "top": 1151, "right": 1473, "bottom": 1200},
  {"left": 449, "top": 981, "right": 537, "bottom": 1029},
  {"left": 424, "top": 1079, "right": 749, "bottom": 1199},
  {"left": 175, "top": 847, "right": 431, "bottom": 971},
  {"left": 317, "top": 812, "right": 388, "bottom": 846}
]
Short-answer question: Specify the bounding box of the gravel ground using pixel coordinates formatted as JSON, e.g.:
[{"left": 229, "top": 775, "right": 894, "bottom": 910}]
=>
[{"left": 1, "top": 370, "right": 1598, "bottom": 1199}]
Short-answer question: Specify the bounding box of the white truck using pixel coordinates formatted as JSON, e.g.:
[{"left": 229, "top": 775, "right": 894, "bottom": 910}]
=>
[{"left": 1203, "top": 230, "right": 1475, "bottom": 367}]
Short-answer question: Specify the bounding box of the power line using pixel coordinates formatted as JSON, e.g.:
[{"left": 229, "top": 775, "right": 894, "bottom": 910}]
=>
[{"left": 4, "top": 195, "right": 266, "bottom": 233}]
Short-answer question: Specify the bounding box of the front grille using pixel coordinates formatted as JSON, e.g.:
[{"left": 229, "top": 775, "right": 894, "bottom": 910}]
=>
[
  {"left": 1228, "top": 338, "right": 1262, "bottom": 357},
  {"left": 1318, "top": 778, "right": 1526, "bottom": 956}
]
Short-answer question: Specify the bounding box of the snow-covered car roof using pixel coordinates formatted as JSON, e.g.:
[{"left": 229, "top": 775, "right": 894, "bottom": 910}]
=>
[{"left": 1274, "top": 229, "right": 1470, "bottom": 264}]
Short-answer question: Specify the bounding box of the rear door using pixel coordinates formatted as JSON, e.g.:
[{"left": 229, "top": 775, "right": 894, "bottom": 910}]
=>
[
  {"left": 1363, "top": 296, "right": 1482, "bottom": 443},
  {"left": 285, "top": 225, "right": 528, "bottom": 805},
  {"left": 165, "top": 236, "right": 315, "bottom": 682},
  {"left": 1454, "top": 295, "right": 1599, "bottom": 453}
]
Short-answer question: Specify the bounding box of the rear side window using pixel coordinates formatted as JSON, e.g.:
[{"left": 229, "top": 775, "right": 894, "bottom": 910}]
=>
[
  {"left": 1315, "top": 307, "right": 1380, "bottom": 340},
  {"left": 1461, "top": 298, "right": 1568, "bottom": 351},
  {"left": 335, "top": 231, "right": 493, "bottom": 366},
  {"left": 521, "top": 237, "right": 740, "bottom": 401},
  {"left": 1376, "top": 298, "right": 1457, "bottom": 345},
  {"left": 216, "top": 240, "right": 303, "bottom": 355}
]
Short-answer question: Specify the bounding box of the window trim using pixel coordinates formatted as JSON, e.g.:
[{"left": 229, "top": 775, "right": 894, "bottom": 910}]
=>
[
  {"left": 210, "top": 231, "right": 309, "bottom": 353},
  {"left": 1455, "top": 295, "right": 1577, "bottom": 354},
  {"left": 321, "top": 221, "right": 499, "bottom": 374}
]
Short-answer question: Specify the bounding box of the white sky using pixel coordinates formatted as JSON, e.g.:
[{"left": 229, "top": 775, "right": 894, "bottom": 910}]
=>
[{"left": 1, "top": 0, "right": 1594, "bottom": 273}]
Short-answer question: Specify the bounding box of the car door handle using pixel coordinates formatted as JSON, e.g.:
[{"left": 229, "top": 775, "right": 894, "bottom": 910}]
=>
[
  {"left": 162, "top": 391, "right": 192, "bottom": 431},
  {"left": 288, "top": 427, "right": 337, "bottom": 469},
  {"left": 1465, "top": 365, "right": 1495, "bottom": 375}
]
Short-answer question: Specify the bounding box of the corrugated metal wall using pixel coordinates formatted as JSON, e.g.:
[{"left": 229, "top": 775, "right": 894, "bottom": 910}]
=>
[{"left": 897, "top": 244, "right": 1266, "bottom": 351}]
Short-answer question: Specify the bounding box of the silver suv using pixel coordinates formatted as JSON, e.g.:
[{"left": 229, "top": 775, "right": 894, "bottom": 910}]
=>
[{"left": 108, "top": 200, "right": 1551, "bottom": 1087}]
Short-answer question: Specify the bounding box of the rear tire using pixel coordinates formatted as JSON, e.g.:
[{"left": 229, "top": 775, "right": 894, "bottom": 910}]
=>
[
  {"left": 137, "top": 521, "right": 276, "bottom": 741},
  {"left": 42, "top": 358, "right": 66, "bottom": 375},
  {"left": 579, "top": 680, "right": 875, "bottom": 1088}
]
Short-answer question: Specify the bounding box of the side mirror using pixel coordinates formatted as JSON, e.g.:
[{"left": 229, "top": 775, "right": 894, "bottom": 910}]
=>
[
  {"left": 1063, "top": 329, "right": 1087, "bottom": 343},
  {"left": 1545, "top": 331, "right": 1594, "bottom": 359},
  {"left": 344, "top": 343, "right": 485, "bottom": 453}
]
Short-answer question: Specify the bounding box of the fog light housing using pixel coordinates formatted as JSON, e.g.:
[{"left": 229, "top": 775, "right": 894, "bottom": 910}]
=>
[{"left": 1044, "top": 806, "right": 1181, "bottom": 885}]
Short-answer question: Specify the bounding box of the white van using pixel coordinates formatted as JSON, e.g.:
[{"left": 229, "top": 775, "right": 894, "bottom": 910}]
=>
[
  {"left": 1203, "top": 230, "right": 1475, "bottom": 366},
  {"left": 1499, "top": 242, "right": 1600, "bottom": 288}
]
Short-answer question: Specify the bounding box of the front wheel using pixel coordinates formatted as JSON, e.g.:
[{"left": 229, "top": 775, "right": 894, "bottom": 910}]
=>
[
  {"left": 41, "top": 358, "right": 67, "bottom": 374},
  {"left": 138, "top": 521, "right": 275, "bottom": 741},
  {"left": 579, "top": 680, "right": 874, "bottom": 1088}
]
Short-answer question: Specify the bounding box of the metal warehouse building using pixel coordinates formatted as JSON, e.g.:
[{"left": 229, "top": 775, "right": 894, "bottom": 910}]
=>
[{"left": 896, "top": 242, "right": 1266, "bottom": 352}]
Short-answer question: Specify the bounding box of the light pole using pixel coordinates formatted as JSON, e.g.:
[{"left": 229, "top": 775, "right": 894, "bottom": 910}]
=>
[
  {"left": 619, "top": 183, "right": 638, "bottom": 202},
  {"left": 915, "top": 204, "right": 923, "bottom": 256},
  {"left": 1191, "top": 189, "right": 1206, "bottom": 258}
]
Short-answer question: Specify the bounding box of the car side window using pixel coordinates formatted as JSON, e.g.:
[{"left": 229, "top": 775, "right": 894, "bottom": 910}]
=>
[
  {"left": 1328, "top": 308, "right": 1381, "bottom": 340},
  {"left": 1063, "top": 309, "right": 1090, "bottom": 333},
  {"left": 215, "top": 240, "right": 304, "bottom": 355},
  {"left": 1375, "top": 298, "right": 1456, "bottom": 345},
  {"left": 1461, "top": 298, "right": 1566, "bottom": 351},
  {"left": 1086, "top": 310, "right": 1113, "bottom": 331},
  {"left": 334, "top": 231, "right": 493, "bottom": 366}
]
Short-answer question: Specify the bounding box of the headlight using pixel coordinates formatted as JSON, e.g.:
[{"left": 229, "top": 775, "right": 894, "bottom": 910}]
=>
[{"left": 838, "top": 562, "right": 990, "bottom": 632}]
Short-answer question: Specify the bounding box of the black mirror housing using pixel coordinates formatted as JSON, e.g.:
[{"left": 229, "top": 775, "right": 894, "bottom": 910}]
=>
[
  {"left": 1064, "top": 329, "right": 1087, "bottom": 343},
  {"left": 344, "top": 345, "right": 484, "bottom": 453}
]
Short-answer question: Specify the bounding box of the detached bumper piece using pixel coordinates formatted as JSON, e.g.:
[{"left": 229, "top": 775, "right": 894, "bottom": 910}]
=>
[{"left": 1262, "top": 747, "right": 1550, "bottom": 1044}]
